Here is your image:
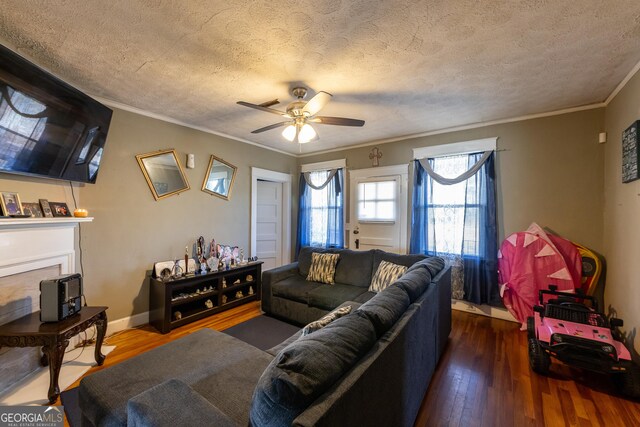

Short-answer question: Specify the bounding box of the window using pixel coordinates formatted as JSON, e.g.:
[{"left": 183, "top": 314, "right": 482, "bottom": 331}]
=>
[
  {"left": 308, "top": 170, "right": 342, "bottom": 245},
  {"left": 357, "top": 179, "right": 396, "bottom": 222},
  {"left": 297, "top": 168, "right": 344, "bottom": 251},
  {"left": 427, "top": 155, "right": 480, "bottom": 256}
]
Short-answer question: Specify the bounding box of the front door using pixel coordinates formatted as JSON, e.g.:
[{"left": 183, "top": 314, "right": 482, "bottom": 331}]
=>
[
  {"left": 348, "top": 165, "right": 408, "bottom": 254},
  {"left": 256, "top": 180, "right": 283, "bottom": 270}
]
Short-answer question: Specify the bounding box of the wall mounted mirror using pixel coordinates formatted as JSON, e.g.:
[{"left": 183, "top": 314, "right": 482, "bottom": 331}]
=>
[
  {"left": 201, "top": 155, "right": 237, "bottom": 200},
  {"left": 136, "top": 149, "right": 190, "bottom": 200}
]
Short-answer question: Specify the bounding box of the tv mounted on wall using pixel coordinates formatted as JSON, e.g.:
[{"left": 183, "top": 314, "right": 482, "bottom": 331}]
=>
[{"left": 0, "top": 44, "right": 112, "bottom": 184}]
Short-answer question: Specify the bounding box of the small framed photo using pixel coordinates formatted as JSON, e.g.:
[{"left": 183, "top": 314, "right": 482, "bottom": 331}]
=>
[
  {"left": 39, "top": 199, "right": 54, "bottom": 218},
  {"left": 22, "top": 202, "right": 43, "bottom": 218},
  {"left": 1, "top": 192, "right": 23, "bottom": 216},
  {"left": 49, "top": 201, "right": 72, "bottom": 217}
]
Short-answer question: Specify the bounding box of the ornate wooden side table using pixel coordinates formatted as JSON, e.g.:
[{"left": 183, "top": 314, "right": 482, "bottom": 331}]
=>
[{"left": 0, "top": 306, "right": 108, "bottom": 403}]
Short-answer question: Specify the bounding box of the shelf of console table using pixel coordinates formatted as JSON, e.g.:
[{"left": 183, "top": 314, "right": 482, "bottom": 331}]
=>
[{"left": 149, "top": 262, "right": 262, "bottom": 334}]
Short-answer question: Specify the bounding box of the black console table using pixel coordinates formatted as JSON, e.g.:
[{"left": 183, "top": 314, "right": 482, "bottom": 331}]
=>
[
  {"left": 150, "top": 262, "right": 262, "bottom": 334},
  {"left": 0, "top": 306, "right": 108, "bottom": 403}
]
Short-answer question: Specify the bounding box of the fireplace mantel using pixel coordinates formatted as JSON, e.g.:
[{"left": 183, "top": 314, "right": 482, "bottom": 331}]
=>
[
  {"left": 0, "top": 217, "right": 93, "bottom": 277},
  {"left": 0, "top": 217, "right": 93, "bottom": 229}
]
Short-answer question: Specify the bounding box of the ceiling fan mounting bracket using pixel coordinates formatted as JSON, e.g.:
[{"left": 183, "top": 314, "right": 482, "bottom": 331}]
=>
[{"left": 291, "top": 87, "right": 308, "bottom": 99}]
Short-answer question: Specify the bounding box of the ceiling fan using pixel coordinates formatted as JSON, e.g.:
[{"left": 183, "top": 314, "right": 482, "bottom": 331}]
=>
[{"left": 237, "top": 87, "right": 365, "bottom": 144}]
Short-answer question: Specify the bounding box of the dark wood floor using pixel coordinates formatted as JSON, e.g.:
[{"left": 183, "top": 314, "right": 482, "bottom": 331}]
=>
[
  {"left": 416, "top": 310, "right": 640, "bottom": 427},
  {"left": 59, "top": 303, "right": 640, "bottom": 426}
]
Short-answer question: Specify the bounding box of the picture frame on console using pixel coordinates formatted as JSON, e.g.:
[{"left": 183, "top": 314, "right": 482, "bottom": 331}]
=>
[{"left": 0, "top": 191, "right": 23, "bottom": 216}]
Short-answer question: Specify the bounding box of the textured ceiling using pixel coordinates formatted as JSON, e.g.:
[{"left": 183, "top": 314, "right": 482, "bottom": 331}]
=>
[{"left": 1, "top": 1, "right": 639, "bottom": 155}]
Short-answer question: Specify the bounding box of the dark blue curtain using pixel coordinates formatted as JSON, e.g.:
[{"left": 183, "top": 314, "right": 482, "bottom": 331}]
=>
[
  {"left": 410, "top": 153, "right": 499, "bottom": 305},
  {"left": 296, "top": 169, "right": 344, "bottom": 257}
]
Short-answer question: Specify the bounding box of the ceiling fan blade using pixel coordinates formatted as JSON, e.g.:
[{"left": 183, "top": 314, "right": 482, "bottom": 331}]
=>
[
  {"left": 251, "top": 121, "right": 290, "bottom": 134},
  {"left": 311, "top": 116, "right": 365, "bottom": 127},
  {"left": 237, "top": 101, "right": 289, "bottom": 117},
  {"left": 302, "top": 91, "right": 332, "bottom": 116},
  {"left": 259, "top": 99, "right": 279, "bottom": 108}
]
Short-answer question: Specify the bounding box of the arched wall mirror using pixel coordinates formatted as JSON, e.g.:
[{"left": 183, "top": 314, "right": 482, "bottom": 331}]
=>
[
  {"left": 136, "top": 149, "right": 190, "bottom": 200},
  {"left": 201, "top": 155, "right": 237, "bottom": 200}
]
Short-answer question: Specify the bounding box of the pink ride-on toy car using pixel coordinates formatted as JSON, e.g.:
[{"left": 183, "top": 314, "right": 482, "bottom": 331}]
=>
[{"left": 527, "top": 286, "right": 640, "bottom": 398}]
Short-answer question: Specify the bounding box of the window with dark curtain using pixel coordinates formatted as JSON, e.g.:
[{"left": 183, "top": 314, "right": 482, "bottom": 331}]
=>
[{"left": 296, "top": 169, "right": 344, "bottom": 256}]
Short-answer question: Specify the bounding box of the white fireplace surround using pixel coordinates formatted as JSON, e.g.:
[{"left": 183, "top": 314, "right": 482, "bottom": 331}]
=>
[{"left": 0, "top": 218, "right": 93, "bottom": 321}]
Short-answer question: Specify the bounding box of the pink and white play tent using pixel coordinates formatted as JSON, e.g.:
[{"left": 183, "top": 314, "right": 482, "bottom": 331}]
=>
[{"left": 498, "top": 223, "right": 582, "bottom": 329}]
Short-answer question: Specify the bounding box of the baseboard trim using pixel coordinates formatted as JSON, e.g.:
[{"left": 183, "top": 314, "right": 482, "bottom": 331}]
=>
[
  {"left": 451, "top": 300, "right": 518, "bottom": 323},
  {"left": 107, "top": 311, "right": 149, "bottom": 335}
]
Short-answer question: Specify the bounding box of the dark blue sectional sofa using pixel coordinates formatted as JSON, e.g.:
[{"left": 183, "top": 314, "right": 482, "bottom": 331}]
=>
[{"left": 78, "top": 248, "right": 451, "bottom": 427}]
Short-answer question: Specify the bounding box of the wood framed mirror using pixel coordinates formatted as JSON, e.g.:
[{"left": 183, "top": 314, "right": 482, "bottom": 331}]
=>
[
  {"left": 136, "top": 149, "right": 190, "bottom": 200},
  {"left": 201, "top": 155, "right": 237, "bottom": 200}
]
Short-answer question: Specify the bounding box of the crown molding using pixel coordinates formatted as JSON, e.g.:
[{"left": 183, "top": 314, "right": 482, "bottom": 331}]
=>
[
  {"left": 89, "top": 95, "right": 297, "bottom": 158},
  {"left": 604, "top": 57, "right": 640, "bottom": 106},
  {"left": 298, "top": 102, "right": 605, "bottom": 158}
]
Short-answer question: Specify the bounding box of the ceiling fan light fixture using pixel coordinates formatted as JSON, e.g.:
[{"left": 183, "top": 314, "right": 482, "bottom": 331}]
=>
[
  {"left": 298, "top": 123, "right": 316, "bottom": 144},
  {"left": 282, "top": 124, "right": 297, "bottom": 142}
]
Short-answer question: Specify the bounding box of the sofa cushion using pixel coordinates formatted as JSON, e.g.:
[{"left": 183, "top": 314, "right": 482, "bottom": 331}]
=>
[
  {"left": 394, "top": 267, "right": 432, "bottom": 303},
  {"left": 265, "top": 301, "right": 362, "bottom": 357},
  {"left": 79, "top": 328, "right": 269, "bottom": 427},
  {"left": 271, "top": 276, "right": 322, "bottom": 304},
  {"left": 306, "top": 252, "right": 340, "bottom": 284},
  {"left": 333, "top": 249, "right": 375, "bottom": 287},
  {"left": 353, "top": 291, "right": 376, "bottom": 304},
  {"left": 250, "top": 311, "right": 377, "bottom": 427},
  {"left": 127, "top": 379, "right": 238, "bottom": 427},
  {"left": 302, "top": 305, "right": 352, "bottom": 336},
  {"left": 369, "top": 260, "right": 408, "bottom": 293},
  {"left": 298, "top": 247, "right": 338, "bottom": 276},
  {"left": 308, "top": 284, "right": 367, "bottom": 310},
  {"left": 372, "top": 250, "right": 426, "bottom": 276},
  {"left": 356, "top": 285, "right": 411, "bottom": 337},
  {"left": 406, "top": 256, "right": 446, "bottom": 278}
]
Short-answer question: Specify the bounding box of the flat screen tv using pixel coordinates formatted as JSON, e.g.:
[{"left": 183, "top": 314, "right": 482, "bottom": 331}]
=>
[{"left": 0, "top": 44, "right": 112, "bottom": 184}]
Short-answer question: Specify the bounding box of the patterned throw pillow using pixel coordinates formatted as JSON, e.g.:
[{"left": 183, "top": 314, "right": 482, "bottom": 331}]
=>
[
  {"left": 306, "top": 252, "right": 340, "bottom": 284},
  {"left": 301, "top": 305, "right": 352, "bottom": 336},
  {"left": 369, "top": 260, "right": 408, "bottom": 293}
]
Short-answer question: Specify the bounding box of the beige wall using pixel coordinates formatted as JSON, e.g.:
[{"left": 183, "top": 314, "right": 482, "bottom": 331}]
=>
[
  {"left": 604, "top": 70, "right": 640, "bottom": 355},
  {"left": 300, "top": 108, "right": 606, "bottom": 251},
  {"left": 1, "top": 108, "right": 298, "bottom": 320}
]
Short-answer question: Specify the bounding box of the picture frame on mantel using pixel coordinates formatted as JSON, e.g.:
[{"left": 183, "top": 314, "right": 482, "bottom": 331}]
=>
[
  {"left": 0, "top": 192, "right": 23, "bottom": 216},
  {"left": 622, "top": 120, "right": 639, "bottom": 183}
]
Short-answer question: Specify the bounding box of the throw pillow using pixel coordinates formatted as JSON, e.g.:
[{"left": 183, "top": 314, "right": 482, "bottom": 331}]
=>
[
  {"left": 306, "top": 252, "right": 340, "bottom": 284},
  {"left": 369, "top": 260, "right": 408, "bottom": 293},
  {"left": 301, "top": 305, "right": 352, "bottom": 336}
]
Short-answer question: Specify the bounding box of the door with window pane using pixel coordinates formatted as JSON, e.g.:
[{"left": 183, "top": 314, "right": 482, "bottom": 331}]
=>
[{"left": 349, "top": 169, "right": 406, "bottom": 253}]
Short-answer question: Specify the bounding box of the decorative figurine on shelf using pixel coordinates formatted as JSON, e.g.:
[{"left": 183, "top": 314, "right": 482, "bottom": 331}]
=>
[
  {"left": 172, "top": 260, "right": 183, "bottom": 279},
  {"left": 246, "top": 275, "right": 253, "bottom": 282},
  {"left": 197, "top": 236, "right": 208, "bottom": 274},
  {"left": 206, "top": 238, "right": 218, "bottom": 272},
  {"left": 218, "top": 257, "right": 225, "bottom": 271},
  {"left": 248, "top": 286, "right": 254, "bottom": 296},
  {"left": 174, "top": 311, "right": 182, "bottom": 320},
  {"left": 225, "top": 259, "right": 231, "bottom": 270},
  {"left": 222, "top": 295, "right": 227, "bottom": 304},
  {"left": 222, "top": 278, "right": 227, "bottom": 288},
  {"left": 233, "top": 279, "right": 241, "bottom": 285},
  {"left": 239, "top": 249, "right": 246, "bottom": 265},
  {"left": 204, "top": 299, "right": 213, "bottom": 309},
  {"left": 235, "top": 291, "right": 243, "bottom": 299}
]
